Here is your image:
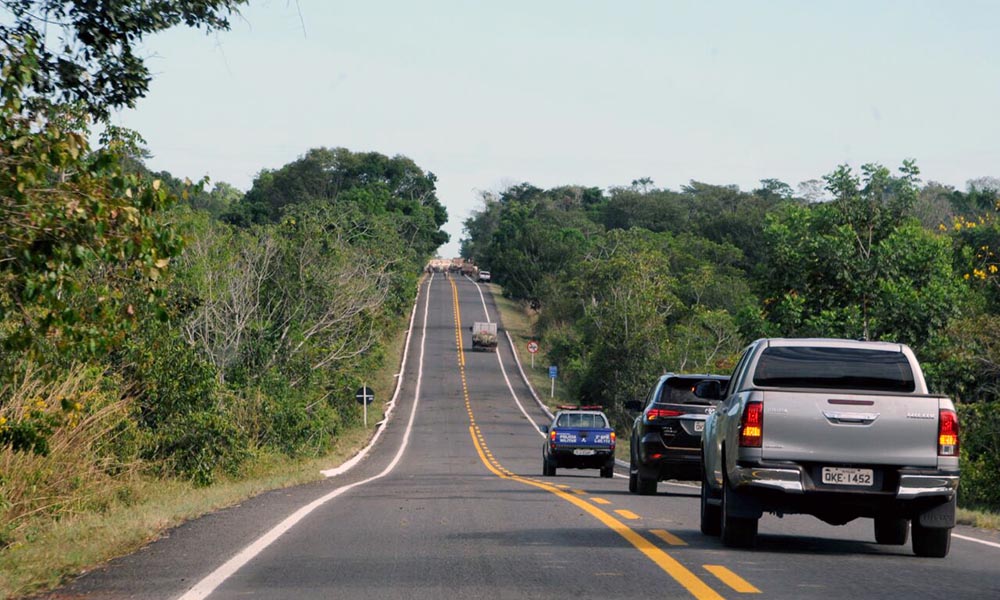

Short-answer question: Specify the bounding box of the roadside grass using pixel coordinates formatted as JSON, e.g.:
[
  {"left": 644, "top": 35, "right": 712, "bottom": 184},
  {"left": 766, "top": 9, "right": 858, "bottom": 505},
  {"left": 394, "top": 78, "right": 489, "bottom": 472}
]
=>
[
  {"left": 957, "top": 507, "right": 1000, "bottom": 530},
  {"left": 0, "top": 320, "right": 408, "bottom": 599}
]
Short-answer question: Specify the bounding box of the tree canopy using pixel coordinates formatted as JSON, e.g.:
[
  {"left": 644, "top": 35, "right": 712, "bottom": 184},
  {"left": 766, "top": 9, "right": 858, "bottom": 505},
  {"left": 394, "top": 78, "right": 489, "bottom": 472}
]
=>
[{"left": 1, "top": 0, "right": 247, "bottom": 119}]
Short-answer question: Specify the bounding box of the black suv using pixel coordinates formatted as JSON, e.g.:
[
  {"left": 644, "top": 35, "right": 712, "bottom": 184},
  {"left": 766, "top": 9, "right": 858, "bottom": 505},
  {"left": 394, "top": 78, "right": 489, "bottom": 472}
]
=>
[{"left": 625, "top": 373, "right": 729, "bottom": 495}]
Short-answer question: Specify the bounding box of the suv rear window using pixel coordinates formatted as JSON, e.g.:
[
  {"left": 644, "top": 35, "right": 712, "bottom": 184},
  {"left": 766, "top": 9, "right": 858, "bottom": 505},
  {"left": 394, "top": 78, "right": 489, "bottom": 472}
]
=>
[
  {"left": 657, "top": 377, "right": 717, "bottom": 404},
  {"left": 753, "top": 346, "right": 915, "bottom": 392}
]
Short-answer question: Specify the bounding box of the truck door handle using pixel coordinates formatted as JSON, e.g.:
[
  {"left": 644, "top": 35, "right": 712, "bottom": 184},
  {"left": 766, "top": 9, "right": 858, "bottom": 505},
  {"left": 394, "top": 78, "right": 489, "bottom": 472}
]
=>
[{"left": 823, "top": 411, "right": 880, "bottom": 425}]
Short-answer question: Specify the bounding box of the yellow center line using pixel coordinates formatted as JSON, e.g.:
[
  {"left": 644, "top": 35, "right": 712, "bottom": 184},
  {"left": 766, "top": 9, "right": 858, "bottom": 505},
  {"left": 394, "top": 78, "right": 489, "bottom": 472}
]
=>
[
  {"left": 590, "top": 497, "right": 611, "bottom": 505},
  {"left": 651, "top": 529, "right": 688, "bottom": 546},
  {"left": 703, "top": 566, "right": 761, "bottom": 594},
  {"left": 615, "top": 509, "right": 641, "bottom": 520},
  {"left": 449, "top": 278, "right": 725, "bottom": 600}
]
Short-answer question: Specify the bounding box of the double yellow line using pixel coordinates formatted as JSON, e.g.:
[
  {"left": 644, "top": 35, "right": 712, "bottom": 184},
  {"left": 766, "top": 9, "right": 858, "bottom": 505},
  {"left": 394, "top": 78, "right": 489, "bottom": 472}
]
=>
[{"left": 448, "top": 278, "right": 743, "bottom": 600}]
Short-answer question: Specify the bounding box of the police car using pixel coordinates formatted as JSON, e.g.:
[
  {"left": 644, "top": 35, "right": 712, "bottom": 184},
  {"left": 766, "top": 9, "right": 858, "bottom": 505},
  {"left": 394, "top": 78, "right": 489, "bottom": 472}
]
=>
[{"left": 541, "top": 406, "right": 616, "bottom": 478}]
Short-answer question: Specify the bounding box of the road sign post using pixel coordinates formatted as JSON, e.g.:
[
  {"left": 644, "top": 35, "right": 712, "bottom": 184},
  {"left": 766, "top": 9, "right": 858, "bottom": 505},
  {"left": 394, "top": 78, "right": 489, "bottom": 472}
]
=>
[
  {"left": 548, "top": 365, "right": 558, "bottom": 398},
  {"left": 527, "top": 340, "right": 539, "bottom": 369},
  {"left": 355, "top": 385, "right": 375, "bottom": 427}
]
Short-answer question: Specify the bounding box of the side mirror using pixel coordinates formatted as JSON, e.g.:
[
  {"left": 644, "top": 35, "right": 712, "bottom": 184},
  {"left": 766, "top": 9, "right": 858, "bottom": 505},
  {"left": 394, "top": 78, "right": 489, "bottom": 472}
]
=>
[
  {"left": 540, "top": 424, "right": 549, "bottom": 434},
  {"left": 624, "top": 400, "right": 642, "bottom": 412},
  {"left": 694, "top": 380, "right": 722, "bottom": 401},
  {"left": 468, "top": 326, "right": 473, "bottom": 332}
]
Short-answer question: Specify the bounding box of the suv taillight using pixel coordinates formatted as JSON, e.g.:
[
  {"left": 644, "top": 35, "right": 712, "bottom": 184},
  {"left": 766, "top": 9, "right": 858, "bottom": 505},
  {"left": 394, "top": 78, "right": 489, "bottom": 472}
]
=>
[
  {"left": 739, "top": 401, "right": 763, "bottom": 448},
  {"left": 938, "top": 409, "right": 959, "bottom": 456},
  {"left": 647, "top": 408, "right": 683, "bottom": 421}
]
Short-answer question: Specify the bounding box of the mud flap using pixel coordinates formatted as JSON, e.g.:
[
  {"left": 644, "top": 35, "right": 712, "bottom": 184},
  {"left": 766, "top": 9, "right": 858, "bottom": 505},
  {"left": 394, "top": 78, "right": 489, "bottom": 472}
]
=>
[
  {"left": 916, "top": 496, "right": 956, "bottom": 529},
  {"left": 725, "top": 484, "right": 763, "bottom": 519}
]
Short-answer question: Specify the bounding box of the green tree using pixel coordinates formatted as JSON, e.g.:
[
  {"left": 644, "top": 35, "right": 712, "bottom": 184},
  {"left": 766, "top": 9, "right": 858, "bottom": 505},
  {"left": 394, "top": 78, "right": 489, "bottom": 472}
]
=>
[
  {"left": 1, "top": 0, "right": 247, "bottom": 120},
  {"left": 225, "top": 147, "right": 449, "bottom": 255},
  {"left": 755, "top": 162, "right": 964, "bottom": 346},
  {"left": 0, "top": 41, "right": 183, "bottom": 365}
]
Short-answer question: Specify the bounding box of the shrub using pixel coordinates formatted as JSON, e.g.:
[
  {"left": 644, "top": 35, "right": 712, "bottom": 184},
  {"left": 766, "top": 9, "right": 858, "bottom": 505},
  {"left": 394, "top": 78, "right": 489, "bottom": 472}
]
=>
[
  {"left": 957, "top": 401, "right": 1000, "bottom": 511},
  {"left": 0, "top": 365, "right": 137, "bottom": 548}
]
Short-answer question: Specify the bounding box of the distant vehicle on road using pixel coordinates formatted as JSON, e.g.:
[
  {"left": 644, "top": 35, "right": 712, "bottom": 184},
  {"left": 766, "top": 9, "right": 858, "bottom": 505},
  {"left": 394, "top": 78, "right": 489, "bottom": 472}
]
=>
[
  {"left": 699, "top": 338, "right": 960, "bottom": 557},
  {"left": 477, "top": 270, "right": 491, "bottom": 282},
  {"left": 625, "top": 373, "right": 730, "bottom": 495},
  {"left": 542, "top": 406, "right": 616, "bottom": 478},
  {"left": 470, "top": 322, "right": 498, "bottom": 351}
]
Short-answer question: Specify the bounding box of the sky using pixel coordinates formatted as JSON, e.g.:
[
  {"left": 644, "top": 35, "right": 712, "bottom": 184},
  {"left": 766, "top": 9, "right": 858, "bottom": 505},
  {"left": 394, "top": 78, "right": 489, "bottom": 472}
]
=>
[{"left": 115, "top": 0, "right": 1000, "bottom": 258}]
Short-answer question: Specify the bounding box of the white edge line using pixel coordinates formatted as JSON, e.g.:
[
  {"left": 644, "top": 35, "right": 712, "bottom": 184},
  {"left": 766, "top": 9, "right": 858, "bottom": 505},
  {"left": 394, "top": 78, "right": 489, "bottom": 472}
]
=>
[
  {"left": 466, "top": 275, "right": 551, "bottom": 421},
  {"left": 176, "top": 274, "right": 434, "bottom": 600},
  {"left": 320, "top": 275, "right": 424, "bottom": 478},
  {"left": 470, "top": 277, "right": 629, "bottom": 476},
  {"left": 954, "top": 533, "right": 1000, "bottom": 549},
  {"left": 472, "top": 279, "right": 698, "bottom": 484}
]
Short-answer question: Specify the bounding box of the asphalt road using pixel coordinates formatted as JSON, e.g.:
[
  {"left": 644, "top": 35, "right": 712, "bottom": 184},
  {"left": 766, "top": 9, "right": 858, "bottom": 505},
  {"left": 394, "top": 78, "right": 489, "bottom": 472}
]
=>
[{"left": 42, "top": 274, "right": 1000, "bottom": 599}]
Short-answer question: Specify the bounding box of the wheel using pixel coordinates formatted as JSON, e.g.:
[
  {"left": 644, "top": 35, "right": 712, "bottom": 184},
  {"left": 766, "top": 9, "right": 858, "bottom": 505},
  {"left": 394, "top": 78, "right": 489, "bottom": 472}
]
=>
[
  {"left": 874, "top": 516, "right": 909, "bottom": 545},
  {"left": 600, "top": 462, "right": 614, "bottom": 478},
  {"left": 720, "top": 473, "right": 758, "bottom": 548},
  {"left": 700, "top": 465, "right": 721, "bottom": 536},
  {"left": 636, "top": 469, "right": 657, "bottom": 495},
  {"left": 628, "top": 450, "right": 639, "bottom": 493},
  {"left": 543, "top": 459, "right": 555, "bottom": 477},
  {"left": 912, "top": 523, "right": 951, "bottom": 557}
]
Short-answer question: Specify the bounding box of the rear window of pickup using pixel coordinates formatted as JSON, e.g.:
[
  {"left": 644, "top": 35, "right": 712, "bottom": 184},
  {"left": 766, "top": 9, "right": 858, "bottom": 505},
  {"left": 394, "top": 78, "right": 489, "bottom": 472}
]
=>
[
  {"left": 753, "top": 346, "right": 915, "bottom": 392},
  {"left": 556, "top": 412, "right": 609, "bottom": 428}
]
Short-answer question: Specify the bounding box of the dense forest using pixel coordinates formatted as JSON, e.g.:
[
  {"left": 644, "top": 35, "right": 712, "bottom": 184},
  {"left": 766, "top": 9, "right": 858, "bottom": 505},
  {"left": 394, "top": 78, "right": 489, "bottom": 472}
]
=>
[{"left": 461, "top": 167, "right": 1000, "bottom": 511}]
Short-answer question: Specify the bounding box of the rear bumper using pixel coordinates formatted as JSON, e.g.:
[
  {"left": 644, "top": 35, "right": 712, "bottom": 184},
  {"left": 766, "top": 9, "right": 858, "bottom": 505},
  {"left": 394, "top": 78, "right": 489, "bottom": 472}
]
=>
[
  {"left": 896, "top": 473, "right": 960, "bottom": 500},
  {"left": 726, "top": 462, "right": 959, "bottom": 525},
  {"left": 547, "top": 448, "right": 615, "bottom": 469},
  {"left": 731, "top": 463, "right": 959, "bottom": 500},
  {"left": 635, "top": 433, "right": 703, "bottom": 479}
]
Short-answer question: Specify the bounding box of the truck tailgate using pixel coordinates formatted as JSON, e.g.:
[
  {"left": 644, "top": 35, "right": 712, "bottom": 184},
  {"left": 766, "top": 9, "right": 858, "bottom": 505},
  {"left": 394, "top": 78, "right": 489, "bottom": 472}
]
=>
[
  {"left": 759, "top": 390, "right": 940, "bottom": 467},
  {"left": 554, "top": 428, "right": 614, "bottom": 449}
]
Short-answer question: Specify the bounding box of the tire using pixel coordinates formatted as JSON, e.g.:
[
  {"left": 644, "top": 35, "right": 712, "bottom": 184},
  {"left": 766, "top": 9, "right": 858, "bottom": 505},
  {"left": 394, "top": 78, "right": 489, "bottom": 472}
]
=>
[
  {"left": 912, "top": 523, "right": 951, "bottom": 558},
  {"left": 543, "top": 459, "right": 555, "bottom": 477},
  {"left": 636, "top": 469, "right": 657, "bottom": 495},
  {"left": 700, "top": 465, "right": 722, "bottom": 536},
  {"left": 874, "top": 516, "right": 909, "bottom": 546},
  {"left": 720, "top": 472, "right": 758, "bottom": 548},
  {"left": 600, "top": 462, "right": 614, "bottom": 479},
  {"left": 628, "top": 450, "right": 638, "bottom": 493}
]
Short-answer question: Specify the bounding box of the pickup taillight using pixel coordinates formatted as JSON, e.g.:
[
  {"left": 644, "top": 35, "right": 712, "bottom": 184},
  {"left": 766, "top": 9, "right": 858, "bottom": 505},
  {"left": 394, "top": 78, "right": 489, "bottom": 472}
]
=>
[
  {"left": 739, "top": 401, "right": 763, "bottom": 448},
  {"left": 938, "top": 409, "right": 959, "bottom": 456},
  {"left": 550, "top": 429, "right": 557, "bottom": 450},
  {"left": 610, "top": 431, "right": 616, "bottom": 450}
]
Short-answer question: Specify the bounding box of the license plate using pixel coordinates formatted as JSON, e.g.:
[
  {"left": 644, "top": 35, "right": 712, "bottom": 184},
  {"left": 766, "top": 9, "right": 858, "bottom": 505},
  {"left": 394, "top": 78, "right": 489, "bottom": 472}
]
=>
[
  {"left": 694, "top": 421, "right": 705, "bottom": 433},
  {"left": 573, "top": 448, "right": 596, "bottom": 456},
  {"left": 822, "top": 467, "right": 873, "bottom": 487}
]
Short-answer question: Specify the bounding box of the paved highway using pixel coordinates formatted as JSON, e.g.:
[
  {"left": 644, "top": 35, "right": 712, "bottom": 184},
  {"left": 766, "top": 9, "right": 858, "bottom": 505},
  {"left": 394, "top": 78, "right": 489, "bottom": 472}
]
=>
[{"left": 44, "top": 274, "right": 1000, "bottom": 599}]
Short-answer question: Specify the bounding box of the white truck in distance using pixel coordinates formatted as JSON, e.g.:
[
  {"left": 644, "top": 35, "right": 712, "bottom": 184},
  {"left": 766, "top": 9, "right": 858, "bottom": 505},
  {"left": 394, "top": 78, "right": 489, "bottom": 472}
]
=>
[
  {"left": 470, "top": 322, "right": 498, "bottom": 351},
  {"left": 698, "top": 338, "right": 960, "bottom": 557}
]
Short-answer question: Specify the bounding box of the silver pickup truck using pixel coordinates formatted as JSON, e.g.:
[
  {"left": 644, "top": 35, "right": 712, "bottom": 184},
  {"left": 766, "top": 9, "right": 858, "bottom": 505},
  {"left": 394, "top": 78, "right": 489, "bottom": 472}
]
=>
[{"left": 698, "top": 338, "right": 960, "bottom": 557}]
